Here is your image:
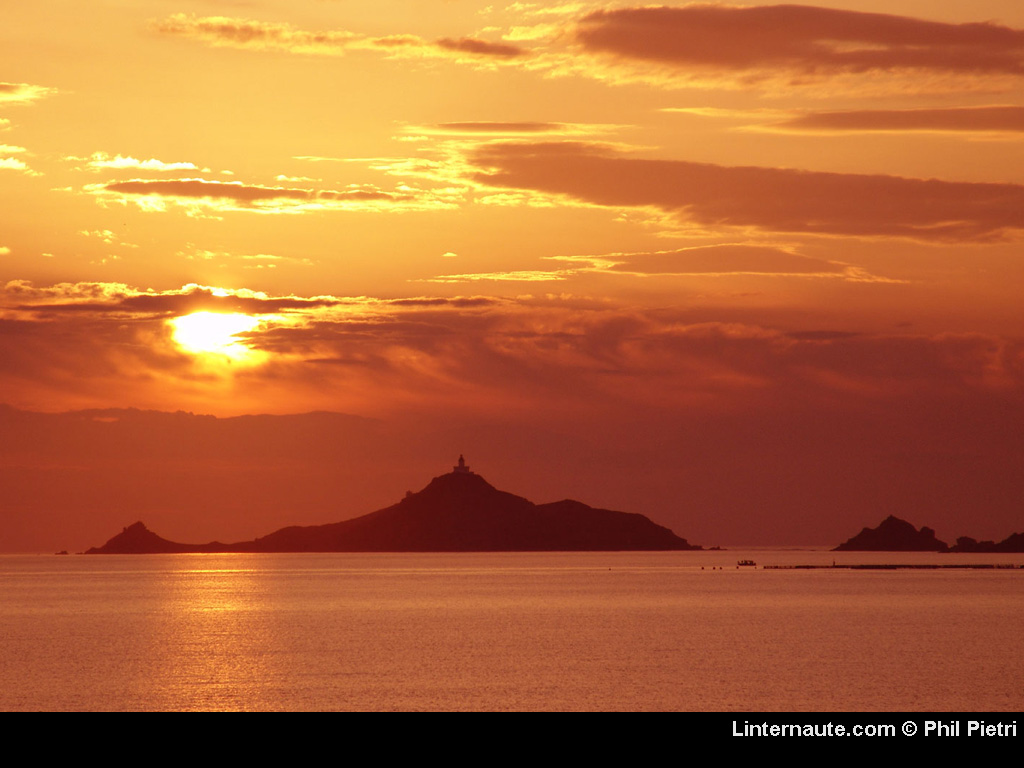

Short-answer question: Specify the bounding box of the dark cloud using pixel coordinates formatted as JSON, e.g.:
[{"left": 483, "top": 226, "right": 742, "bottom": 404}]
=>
[
  {"left": 776, "top": 105, "right": 1024, "bottom": 133},
  {"left": 469, "top": 142, "right": 1024, "bottom": 242},
  {"left": 575, "top": 5, "right": 1024, "bottom": 78},
  {"left": 435, "top": 37, "right": 524, "bottom": 58}
]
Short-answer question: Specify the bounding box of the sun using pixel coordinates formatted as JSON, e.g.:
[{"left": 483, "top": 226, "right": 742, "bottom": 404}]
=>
[{"left": 169, "top": 312, "right": 262, "bottom": 361}]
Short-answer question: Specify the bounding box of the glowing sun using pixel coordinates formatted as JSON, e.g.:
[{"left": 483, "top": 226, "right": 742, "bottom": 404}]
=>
[{"left": 169, "top": 312, "right": 262, "bottom": 361}]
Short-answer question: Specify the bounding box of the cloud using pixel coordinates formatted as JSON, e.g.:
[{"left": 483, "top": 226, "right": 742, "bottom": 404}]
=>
[
  {"left": 770, "top": 105, "right": 1024, "bottom": 135},
  {"left": 0, "top": 156, "right": 38, "bottom": 175},
  {"left": 153, "top": 14, "right": 361, "bottom": 55},
  {"left": 181, "top": 248, "right": 312, "bottom": 268},
  {"left": 0, "top": 82, "right": 56, "bottom": 104},
  {"left": 468, "top": 141, "right": 1024, "bottom": 242},
  {"left": 603, "top": 245, "right": 862, "bottom": 278},
  {"left": 414, "top": 121, "right": 616, "bottom": 137},
  {"left": 571, "top": 5, "right": 1024, "bottom": 90},
  {"left": 423, "top": 244, "right": 895, "bottom": 284},
  {"left": 75, "top": 152, "right": 200, "bottom": 172},
  {"left": 155, "top": 14, "right": 526, "bottom": 64},
  {"left": 85, "top": 177, "right": 455, "bottom": 215},
  {"left": 0, "top": 144, "right": 33, "bottom": 175},
  {"left": 276, "top": 174, "right": 319, "bottom": 183},
  {"left": 80, "top": 229, "right": 117, "bottom": 245},
  {"left": 505, "top": 2, "right": 588, "bottom": 18},
  {"left": 435, "top": 37, "right": 524, "bottom": 58},
  {"left": 432, "top": 122, "right": 570, "bottom": 134},
  {"left": 79, "top": 230, "right": 139, "bottom": 249},
  {"left": 422, "top": 269, "right": 577, "bottom": 283}
]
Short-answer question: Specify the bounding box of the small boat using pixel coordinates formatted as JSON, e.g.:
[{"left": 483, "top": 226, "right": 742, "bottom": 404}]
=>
[{"left": 737, "top": 559, "right": 756, "bottom": 567}]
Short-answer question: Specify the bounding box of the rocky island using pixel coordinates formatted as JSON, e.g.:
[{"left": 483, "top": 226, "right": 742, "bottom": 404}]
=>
[{"left": 86, "top": 456, "right": 700, "bottom": 553}]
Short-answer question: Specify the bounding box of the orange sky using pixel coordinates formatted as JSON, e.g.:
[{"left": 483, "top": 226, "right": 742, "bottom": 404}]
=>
[{"left": 3, "top": 1, "right": 1024, "bottom": 551}]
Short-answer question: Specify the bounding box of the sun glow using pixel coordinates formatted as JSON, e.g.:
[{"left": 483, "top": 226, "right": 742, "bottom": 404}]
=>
[{"left": 169, "top": 312, "right": 262, "bottom": 361}]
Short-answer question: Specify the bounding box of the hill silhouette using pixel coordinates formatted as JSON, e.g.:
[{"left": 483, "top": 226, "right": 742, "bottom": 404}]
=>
[
  {"left": 86, "top": 461, "right": 700, "bottom": 553},
  {"left": 833, "top": 515, "right": 949, "bottom": 552},
  {"left": 84, "top": 522, "right": 225, "bottom": 554}
]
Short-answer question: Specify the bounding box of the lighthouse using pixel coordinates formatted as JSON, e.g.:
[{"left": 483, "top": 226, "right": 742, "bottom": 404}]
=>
[{"left": 453, "top": 454, "right": 471, "bottom": 474}]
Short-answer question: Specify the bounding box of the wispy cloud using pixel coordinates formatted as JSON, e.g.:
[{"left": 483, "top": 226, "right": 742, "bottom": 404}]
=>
[
  {"left": 153, "top": 15, "right": 362, "bottom": 55},
  {"left": 423, "top": 244, "right": 897, "bottom": 284},
  {"left": 73, "top": 152, "right": 202, "bottom": 172},
  {"left": 0, "top": 82, "right": 56, "bottom": 105},
  {"left": 85, "top": 177, "right": 457, "bottom": 215},
  {"left": 412, "top": 121, "right": 617, "bottom": 137},
  {"left": 601, "top": 244, "right": 893, "bottom": 282},
  {"left": 0, "top": 156, "right": 39, "bottom": 175},
  {"left": 422, "top": 268, "right": 578, "bottom": 283},
  {"left": 0, "top": 143, "right": 37, "bottom": 175},
  {"left": 180, "top": 248, "right": 313, "bottom": 269},
  {"left": 154, "top": 14, "right": 527, "bottom": 64}
]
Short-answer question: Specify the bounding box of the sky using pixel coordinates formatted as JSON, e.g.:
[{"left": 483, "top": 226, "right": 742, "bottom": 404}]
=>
[{"left": 3, "top": 1, "right": 1024, "bottom": 552}]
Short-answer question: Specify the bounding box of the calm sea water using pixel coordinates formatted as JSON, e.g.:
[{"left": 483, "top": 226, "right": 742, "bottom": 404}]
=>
[{"left": 1, "top": 550, "right": 1022, "bottom": 711}]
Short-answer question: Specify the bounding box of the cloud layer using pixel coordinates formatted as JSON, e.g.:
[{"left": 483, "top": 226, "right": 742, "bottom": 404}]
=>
[
  {"left": 4, "top": 280, "right": 1022, "bottom": 417},
  {"left": 469, "top": 142, "right": 1024, "bottom": 242}
]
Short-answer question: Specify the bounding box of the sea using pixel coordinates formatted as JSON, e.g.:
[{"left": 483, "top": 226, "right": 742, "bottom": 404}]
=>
[{"left": 1, "top": 550, "right": 1022, "bottom": 712}]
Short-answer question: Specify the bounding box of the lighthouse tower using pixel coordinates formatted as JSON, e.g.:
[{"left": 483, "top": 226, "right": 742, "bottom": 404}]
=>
[{"left": 453, "top": 454, "right": 471, "bottom": 474}]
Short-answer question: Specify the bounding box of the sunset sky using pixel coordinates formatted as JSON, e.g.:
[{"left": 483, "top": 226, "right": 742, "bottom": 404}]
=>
[{"left": 3, "top": 1, "right": 1024, "bottom": 552}]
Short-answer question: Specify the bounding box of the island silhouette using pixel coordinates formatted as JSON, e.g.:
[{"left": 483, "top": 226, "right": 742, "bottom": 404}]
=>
[
  {"left": 86, "top": 457, "right": 701, "bottom": 553},
  {"left": 833, "top": 515, "right": 949, "bottom": 552},
  {"left": 834, "top": 515, "right": 1024, "bottom": 553}
]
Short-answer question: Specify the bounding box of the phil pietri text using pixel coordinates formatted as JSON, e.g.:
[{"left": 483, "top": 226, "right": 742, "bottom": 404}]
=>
[{"left": 923, "top": 721, "right": 1017, "bottom": 737}]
